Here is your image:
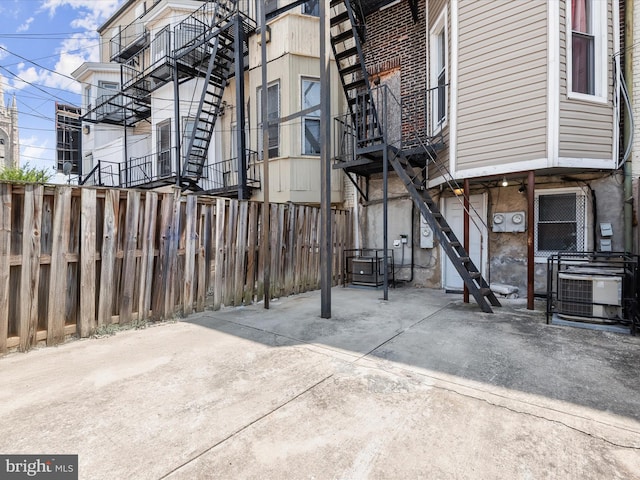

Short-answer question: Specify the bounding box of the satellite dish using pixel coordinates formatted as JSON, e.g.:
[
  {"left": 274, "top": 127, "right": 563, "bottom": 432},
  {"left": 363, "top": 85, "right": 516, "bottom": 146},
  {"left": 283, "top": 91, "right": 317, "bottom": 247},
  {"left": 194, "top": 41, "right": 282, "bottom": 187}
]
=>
[{"left": 62, "top": 161, "right": 73, "bottom": 176}]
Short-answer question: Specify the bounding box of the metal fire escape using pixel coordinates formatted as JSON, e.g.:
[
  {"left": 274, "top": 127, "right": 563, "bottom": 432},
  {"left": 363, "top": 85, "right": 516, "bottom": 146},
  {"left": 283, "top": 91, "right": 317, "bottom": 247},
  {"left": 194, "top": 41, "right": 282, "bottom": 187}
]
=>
[
  {"left": 81, "top": 0, "right": 258, "bottom": 197},
  {"left": 330, "top": 0, "right": 501, "bottom": 313}
]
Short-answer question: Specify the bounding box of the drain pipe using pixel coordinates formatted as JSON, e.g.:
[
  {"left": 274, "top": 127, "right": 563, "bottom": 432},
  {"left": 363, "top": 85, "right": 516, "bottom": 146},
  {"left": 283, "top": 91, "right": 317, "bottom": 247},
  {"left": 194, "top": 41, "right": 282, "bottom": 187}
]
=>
[{"left": 624, "top": 1, "right": 634, "bottom": 252}]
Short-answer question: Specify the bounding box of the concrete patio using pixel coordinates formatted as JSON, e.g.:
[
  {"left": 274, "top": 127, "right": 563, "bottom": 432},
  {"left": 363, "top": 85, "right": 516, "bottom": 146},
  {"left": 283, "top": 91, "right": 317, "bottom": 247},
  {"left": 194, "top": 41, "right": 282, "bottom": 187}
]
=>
[{"left": 1, "top": 287, "right": 639, "bottom": 479}]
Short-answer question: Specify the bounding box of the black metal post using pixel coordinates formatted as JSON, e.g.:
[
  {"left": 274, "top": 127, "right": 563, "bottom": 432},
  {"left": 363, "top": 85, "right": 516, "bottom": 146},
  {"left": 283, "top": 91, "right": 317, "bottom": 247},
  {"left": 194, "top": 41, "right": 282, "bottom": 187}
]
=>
[
  {"left": 320, "top": 0, "right": 331, "bottom": 318},
  {"left": 260, "top": 1, "right": 270, "bottom": 309},
  {"left": 382, "top": 90, "right": 389, "bottom": 301},
  {"left": 173, "top": 60, "right": 182, "bottom": 186},
  {"left": 121, "top": 65, "right": 129, "bottom": 188},
  {"left": 235, "top": 14, "right": 248, "bottom": 199}
]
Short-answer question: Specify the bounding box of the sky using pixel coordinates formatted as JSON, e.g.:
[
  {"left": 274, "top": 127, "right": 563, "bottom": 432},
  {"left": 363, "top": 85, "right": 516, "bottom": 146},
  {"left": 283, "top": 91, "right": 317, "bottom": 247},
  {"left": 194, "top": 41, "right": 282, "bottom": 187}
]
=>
[{"left": 0, "top": 0, "right": 123, "bottom": 182}]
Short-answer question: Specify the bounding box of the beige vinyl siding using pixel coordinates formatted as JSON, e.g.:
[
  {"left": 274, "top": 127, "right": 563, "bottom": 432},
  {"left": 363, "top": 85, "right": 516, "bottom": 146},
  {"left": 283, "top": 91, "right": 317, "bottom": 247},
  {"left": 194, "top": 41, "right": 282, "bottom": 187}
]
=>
[
  {"left": 558, "top": 0, "right": 614, "bottom": 159},
  {"left": 427, "top": 0, "right": 450, "bottom": 182},
  {"left": 456, "top": 0, "right": 547, "bottom": 171}
]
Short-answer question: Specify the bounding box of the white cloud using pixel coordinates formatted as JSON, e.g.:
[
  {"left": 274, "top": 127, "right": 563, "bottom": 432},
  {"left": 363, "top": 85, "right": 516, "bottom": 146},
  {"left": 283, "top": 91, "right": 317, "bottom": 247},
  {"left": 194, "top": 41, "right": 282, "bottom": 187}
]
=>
[
  {"left": 0, "top": 44, "right": 8, "bottom": 61},
  {"left": 40, "top": 0, "right": 121, "bottom": 31},
  {"left": 20, "top": 135, "right": 56, "bottom": 172},
  {"left": 8, "top": 1, "right": 122, "bottom": 94},
  {"left": 17, "top": 17, "right": 34, "bottom": 33}
]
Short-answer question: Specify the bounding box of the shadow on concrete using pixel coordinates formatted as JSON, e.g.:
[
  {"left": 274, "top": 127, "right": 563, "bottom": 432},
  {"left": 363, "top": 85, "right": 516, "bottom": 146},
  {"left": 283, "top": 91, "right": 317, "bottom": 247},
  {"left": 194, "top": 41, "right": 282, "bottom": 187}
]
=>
[{"left": 185, "top": 286, "right": 640, "bottom": 422}]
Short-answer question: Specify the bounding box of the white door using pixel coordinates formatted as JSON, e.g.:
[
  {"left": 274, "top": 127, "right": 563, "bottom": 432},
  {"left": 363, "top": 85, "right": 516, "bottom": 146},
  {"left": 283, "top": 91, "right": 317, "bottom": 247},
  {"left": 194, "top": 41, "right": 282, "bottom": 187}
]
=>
[{"left": 442, "top": 194, "right": 487, "bottom": 290}]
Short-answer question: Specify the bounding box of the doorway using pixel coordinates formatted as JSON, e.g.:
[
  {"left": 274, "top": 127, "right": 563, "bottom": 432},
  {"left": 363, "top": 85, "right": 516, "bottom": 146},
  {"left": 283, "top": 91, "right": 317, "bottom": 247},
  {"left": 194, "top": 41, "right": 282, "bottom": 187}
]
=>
[{"left": 441, "top": 194, "right": 488, "bottom": 290}]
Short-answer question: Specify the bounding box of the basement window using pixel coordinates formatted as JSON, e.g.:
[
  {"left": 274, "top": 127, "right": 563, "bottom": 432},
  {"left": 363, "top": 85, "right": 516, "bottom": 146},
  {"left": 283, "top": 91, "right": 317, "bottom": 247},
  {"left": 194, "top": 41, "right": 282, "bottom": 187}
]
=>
[{"left": 535, "top": 189, "right": 588, "bottom": 258}]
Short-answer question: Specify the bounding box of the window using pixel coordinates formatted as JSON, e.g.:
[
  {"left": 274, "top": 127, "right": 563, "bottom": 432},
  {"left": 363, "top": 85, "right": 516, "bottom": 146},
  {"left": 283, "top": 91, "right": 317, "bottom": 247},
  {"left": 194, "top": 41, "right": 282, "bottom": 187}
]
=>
[
  {"left": 535, "top": 190, "right": 587, "bottom": 257},
  {"left": 429, "top": 8, "right": 447, "bottom": 132},
  {"left": 568, "top": 0, "right": 606, "bottom": 99},
  {"left": 153, "top": 27, "right": 170, "bottom": 63},
  {"left": 182, "top": 117, "right": 196, "bottom": 158},
  {"left": 301, "top": 78, "right": 320, "bottom": 155},
  {"left": 157, "top": 120, "right": 172, "bottom": 177},
  {"left": 257, "top": 81, "right": 280, "bottom": 158},
  {"left": 84, "top": 86, "right": 91, "bottom": 111},
  {"left": 302, "top": 0, "right": 319, "bottom": 16}
]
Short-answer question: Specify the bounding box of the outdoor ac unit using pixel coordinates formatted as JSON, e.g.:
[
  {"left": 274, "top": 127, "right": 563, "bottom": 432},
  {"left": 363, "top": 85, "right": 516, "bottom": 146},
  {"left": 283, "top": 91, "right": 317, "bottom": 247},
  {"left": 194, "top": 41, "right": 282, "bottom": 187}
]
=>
[
  {"left": 352, "top": 256, "right": 385, "bottom": 287},
  {"left": 557, "top": 272, "right": 622, "bottom": 322}
]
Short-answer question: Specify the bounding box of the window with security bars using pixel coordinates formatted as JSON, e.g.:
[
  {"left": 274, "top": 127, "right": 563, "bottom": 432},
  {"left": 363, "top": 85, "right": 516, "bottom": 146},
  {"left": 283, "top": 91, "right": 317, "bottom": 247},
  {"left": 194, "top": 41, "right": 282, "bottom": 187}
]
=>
[{"left": 535, "top": 192, "right": 586, "bottom": 256}]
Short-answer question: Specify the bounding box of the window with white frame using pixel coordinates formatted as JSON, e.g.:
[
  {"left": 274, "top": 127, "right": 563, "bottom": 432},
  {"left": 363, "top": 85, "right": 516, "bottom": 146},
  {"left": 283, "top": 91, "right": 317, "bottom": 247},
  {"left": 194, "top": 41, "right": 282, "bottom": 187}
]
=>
[
  {"left": 257, "top": 81, "right": 280, "bottom": 158},
  {"left": 429, "top": 7, "right": 448, "bottom": 132},
  {"left": 535, "top": 189, "right": 588, "bottom": 257},
  {"left": 301, "top": 78, "right": 320, "bottom": 155},
  {"left": 568, "top": 0, "right": 607, "bottom": 99}
]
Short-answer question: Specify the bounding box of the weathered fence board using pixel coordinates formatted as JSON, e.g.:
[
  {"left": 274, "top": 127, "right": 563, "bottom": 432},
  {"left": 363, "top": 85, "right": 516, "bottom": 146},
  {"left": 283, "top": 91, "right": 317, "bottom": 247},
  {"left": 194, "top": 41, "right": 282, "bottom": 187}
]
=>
[
  {"left": 120, "top": 190, "right": 140, "bottom": 324},
  {"left": 0, "top": 183, "right": 352, "bottom": 355},
  {"left": 0, "top": 184, "right": 11, "bottom": 354},
  {"left": 19, "top": 185, "right": 43, "bottom": 350},
  {"left": 183, "top": 195, "right": 197, "bottom": 316},
  {"left": 79, "top": 188, "right": 97, "bottom": 337},
  {"left": 98, "top": 189, "right": 118, "bottom": 327}
]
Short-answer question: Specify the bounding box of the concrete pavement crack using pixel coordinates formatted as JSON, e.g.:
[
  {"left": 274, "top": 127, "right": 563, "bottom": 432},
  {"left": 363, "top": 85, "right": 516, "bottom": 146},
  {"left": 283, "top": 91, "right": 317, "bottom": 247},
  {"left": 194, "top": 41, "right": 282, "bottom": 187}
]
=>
[
  {"left": 158, "top": 373, "right": 336, "bottom": 479},
  {"left": 442, "top": 386, "right": 640, "bottom": 451}
]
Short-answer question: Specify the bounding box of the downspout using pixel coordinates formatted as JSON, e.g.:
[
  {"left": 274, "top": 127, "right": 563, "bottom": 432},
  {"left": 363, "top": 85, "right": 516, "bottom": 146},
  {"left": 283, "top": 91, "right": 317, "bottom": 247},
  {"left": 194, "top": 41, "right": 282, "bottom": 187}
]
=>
[{"left": 624, "top": 0, "right": 634, "bottom": 253}]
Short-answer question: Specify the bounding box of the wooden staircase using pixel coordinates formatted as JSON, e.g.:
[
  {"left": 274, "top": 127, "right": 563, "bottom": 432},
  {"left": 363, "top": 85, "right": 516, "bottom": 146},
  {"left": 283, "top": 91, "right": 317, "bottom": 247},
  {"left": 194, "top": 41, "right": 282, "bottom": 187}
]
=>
[{"left": 330, "top": 0, "right": 501, "bottom": 313}]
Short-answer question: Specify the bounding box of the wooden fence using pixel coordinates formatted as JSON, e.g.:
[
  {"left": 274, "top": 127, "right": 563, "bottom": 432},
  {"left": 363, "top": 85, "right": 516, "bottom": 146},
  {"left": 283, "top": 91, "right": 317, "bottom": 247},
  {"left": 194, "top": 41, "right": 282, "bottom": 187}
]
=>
[{"left": 0, "top": 183, "right": 352, "bottom": 354}]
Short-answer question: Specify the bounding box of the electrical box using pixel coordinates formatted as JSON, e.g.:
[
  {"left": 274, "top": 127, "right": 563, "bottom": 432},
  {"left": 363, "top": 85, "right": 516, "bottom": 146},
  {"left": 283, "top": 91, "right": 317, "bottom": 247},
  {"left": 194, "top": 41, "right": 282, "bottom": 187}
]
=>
[
  {"left": 600, "top": 223, "right": 613, "bottom": 237},
  {"left": 492, "top": 211, "right": 526, "bottom": 233},
  {"left": 420, "top": 214, "right": 434, "bottom": 248},
  {"left": 599, "top": 239, "right": 612, "bottom": 252}
]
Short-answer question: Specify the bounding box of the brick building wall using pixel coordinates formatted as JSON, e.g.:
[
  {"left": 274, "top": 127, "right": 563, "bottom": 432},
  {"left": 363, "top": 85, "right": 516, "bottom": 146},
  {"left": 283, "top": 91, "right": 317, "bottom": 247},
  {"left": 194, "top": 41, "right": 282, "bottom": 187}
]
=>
[{"left": 360, "top": 0, "right": 427, "bottom": 146}]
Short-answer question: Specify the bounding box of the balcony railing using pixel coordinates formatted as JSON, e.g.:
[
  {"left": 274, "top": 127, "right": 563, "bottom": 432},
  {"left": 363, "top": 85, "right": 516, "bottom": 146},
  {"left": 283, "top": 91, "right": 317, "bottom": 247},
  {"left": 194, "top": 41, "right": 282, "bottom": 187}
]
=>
[
  {"left": 200, "top": 150, "right": 261, "bottom": 194},
  {"left": 110, "top": 18, "right": 149, "bottom": 62},
  {"left": 122, "top": 29, "right": 173, "bottom": 92},
  {"left": 81, "top": 148, "right": 261, "bottom": 194},
  {"left": 333, "top": 84, "right": 448, "bottom": 165},
  {"left": 79, "top": 160, "right": 123, "bottom": 187}
]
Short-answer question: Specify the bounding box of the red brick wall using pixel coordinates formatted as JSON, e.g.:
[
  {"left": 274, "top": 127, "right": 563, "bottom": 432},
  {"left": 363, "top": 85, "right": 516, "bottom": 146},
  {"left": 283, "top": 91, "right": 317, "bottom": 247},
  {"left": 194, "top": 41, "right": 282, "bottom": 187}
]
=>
[{"left": 361, "top": 0, "right": 427, "bottom": 145}]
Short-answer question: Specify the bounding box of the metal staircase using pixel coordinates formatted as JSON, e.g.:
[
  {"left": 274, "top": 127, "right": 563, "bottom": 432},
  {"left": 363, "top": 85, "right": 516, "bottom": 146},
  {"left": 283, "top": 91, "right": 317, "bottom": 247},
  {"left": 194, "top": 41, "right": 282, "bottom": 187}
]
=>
[
  {"left": 174, "top": 0, "right": 237, "bottom": 185},
  {"left": 330, "top": 0, "right": 501, "bottom": 313}
]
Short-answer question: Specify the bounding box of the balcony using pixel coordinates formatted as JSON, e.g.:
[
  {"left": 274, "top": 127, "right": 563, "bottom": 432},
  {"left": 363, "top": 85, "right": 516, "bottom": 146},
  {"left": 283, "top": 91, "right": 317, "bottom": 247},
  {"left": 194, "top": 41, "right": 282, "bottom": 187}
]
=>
[
  {"left": 332, "top": 84, "right": 447, "bottom": 176},
  {"left": 110, "top": 18, "right": 149, "bottom": 62},
  {"left": 200, "top": 150, "right": 261, "bottom": 197},
  {"left": 122, "top": 29, "right": 174, "bottom": 94}
]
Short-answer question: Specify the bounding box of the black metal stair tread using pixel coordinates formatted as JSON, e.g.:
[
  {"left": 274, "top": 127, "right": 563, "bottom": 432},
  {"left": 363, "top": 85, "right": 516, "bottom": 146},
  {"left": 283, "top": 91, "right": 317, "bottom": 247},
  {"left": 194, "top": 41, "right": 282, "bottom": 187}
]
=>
[
  {"left": 330, "top": 0, "right": 344, "bottom": 7},
  {"left": 344, "top": 78, "right": 366, "bottom": 91},
  {"left": 331, "top": 29, "right": 354, "bottom": 44},
  {"left": 338, "top": 63, "right": 363, "bottom": 76},
  {"left": 330, "top": 11, "right": 350, "bottom": 26},
  {"left": 335, "top": 47, "right": 358, "bottom": 62}
]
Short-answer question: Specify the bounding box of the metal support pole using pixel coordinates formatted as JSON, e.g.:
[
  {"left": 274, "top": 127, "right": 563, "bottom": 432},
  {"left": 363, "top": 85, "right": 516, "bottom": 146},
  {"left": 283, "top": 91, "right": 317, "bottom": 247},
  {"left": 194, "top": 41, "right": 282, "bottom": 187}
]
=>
[
  {"left": 463, "top": 178, "right": 470, "bottom": 303},
  {"left": 260, "top": 2, "right": 270, "bottom": 309},
  {"left": 173, "top": 60, "right": 182, "bottom": 187},
  {"left": 121, "top": 65, "right": 129, "bottom": 187},
  {"left": 383, "top": 144, "right": 389, "bottom": 301},
  {"left": 235, "top": 14, "right": 248, "bottom": 200},
  {"left": 320, "top": 0, "right": 332, "bottom": 318},
  {"left": 527, "top": 170, "right": 535, "bottom": 310}
]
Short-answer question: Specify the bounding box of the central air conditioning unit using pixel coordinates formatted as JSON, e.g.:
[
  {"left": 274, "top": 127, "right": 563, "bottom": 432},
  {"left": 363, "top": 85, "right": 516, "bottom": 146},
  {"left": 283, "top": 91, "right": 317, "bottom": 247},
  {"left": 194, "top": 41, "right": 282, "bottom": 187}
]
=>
[
  {"left": 352, "top": 256, "right": 385, "bottom": 287},
  {"left": 557, "top": 272, "right": 622, "bottom": 322}
]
